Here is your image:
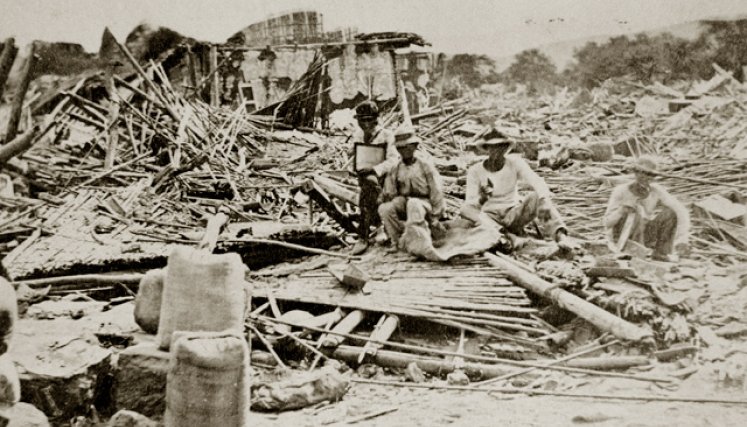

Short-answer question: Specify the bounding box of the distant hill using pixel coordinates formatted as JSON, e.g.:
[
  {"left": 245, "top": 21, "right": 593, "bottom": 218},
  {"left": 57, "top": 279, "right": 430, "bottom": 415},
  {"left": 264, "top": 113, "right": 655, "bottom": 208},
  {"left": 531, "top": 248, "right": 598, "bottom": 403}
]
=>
[{"left": 496, "top": 17, "right": 740, "bottom": 72}]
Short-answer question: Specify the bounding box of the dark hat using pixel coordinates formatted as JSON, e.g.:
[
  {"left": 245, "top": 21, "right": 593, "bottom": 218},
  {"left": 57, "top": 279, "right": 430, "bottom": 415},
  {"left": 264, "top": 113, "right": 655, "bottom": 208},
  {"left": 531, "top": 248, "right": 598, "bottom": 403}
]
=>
[{"left": 355, "top": 100, "right": 379, "bottom": 118}]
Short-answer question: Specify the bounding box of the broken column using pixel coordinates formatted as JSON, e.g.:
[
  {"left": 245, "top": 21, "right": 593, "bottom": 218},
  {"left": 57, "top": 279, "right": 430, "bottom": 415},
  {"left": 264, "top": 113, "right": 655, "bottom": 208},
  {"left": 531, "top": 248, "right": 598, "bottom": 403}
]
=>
[
  {"left": 156, "top": 246, "right": 246, "bottom": 350},
  {"left": 165, "top": 332, "right": 249, "bottom": 427}
]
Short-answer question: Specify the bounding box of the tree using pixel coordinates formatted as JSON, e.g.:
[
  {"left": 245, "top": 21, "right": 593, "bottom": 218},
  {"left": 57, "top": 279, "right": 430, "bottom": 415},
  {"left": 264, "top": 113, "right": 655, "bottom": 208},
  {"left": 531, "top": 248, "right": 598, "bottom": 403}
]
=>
[
  {"left": 566, "top": 32, "right": 713, "bottom": 87},
  {"left": 444, "top": 54, "right": 500, "bottom": 88},
  {"left": 701, "top": 19, "right": 747, "bottom": 81},
  {"left": 503, "top": 49, "right": 558, "bottom": 89},
  {"left": 438, "top": 53, "right": 500, "bottom": 99}
]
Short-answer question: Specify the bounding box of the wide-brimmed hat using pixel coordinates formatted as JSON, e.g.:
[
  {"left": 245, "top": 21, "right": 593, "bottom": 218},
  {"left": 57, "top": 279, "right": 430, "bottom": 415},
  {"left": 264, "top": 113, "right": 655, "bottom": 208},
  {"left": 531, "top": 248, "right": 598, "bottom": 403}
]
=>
[
  {"left": 470, "top": 128, "right": 514, "bottom": 152},
  {"left": 394, "top": 128, "right": 420, "bottom": 148},
  {"left": 628, "top": 156, "right": 658, "bottom": 175}
]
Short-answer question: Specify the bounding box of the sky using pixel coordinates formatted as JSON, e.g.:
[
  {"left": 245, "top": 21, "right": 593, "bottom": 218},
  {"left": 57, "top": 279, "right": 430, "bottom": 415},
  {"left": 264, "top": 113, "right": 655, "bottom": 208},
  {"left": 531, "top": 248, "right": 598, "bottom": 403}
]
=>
[{"left": 1, "top": 0, "right": 746, "bottom": 58}]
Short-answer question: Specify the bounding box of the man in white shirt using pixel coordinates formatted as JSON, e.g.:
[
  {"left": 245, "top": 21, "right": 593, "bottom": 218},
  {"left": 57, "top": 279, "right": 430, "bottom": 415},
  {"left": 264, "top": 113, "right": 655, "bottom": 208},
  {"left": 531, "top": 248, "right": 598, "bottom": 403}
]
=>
[
  {"left": 460, "top": 129, "right": 572, "bottom": 249},
  {"left": 604, "top": 156, "right": 690, "bottom": 260},
  {"left": 350, "top": 101, "right": 400, "bottom": 255}
]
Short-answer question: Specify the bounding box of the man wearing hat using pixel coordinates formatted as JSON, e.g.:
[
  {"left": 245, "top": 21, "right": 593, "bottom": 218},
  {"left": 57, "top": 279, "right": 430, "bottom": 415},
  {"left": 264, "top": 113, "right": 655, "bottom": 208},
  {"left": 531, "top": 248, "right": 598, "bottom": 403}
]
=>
[
  {"left": 460, "top": 128, "right": 572, "bottom": 248},
  {"left": 350, "top": 100, "right": 400, "bottom": 255},
  {"left": 604, "top": 156, "right": 690, "bottom": 260},
  {"left": 378, "top": 131, "right": 444, "bottom": 252}
]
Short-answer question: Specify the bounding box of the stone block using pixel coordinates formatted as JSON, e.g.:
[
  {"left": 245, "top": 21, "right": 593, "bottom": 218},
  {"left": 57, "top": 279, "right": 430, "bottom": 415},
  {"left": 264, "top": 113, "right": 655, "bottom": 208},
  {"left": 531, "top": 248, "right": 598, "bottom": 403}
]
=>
[
  {"left": 114, "top": 342, "right": 168, "bottom": 418},
  {"left": 11, "top": 318, "right": 112, "bottom": 422},
  {"left": 0, "top": 402, "right": 50, "bottom": 427},
  {"left": 107, "top": 409, "right": 157, "bottom": 427}
]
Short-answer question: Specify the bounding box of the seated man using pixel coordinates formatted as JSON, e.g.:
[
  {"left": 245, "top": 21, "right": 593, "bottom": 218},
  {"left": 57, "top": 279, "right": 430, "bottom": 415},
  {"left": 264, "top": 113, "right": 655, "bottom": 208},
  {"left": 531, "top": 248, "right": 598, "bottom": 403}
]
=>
[
  {"left": 460, "top": 129, "right": 572, "bottom": 248},
  {"left": 378, "top": 132, "right": 444, "bottom": 252},
  {"left": 604, "top": 156, "right": 690, "bottom": 260}
]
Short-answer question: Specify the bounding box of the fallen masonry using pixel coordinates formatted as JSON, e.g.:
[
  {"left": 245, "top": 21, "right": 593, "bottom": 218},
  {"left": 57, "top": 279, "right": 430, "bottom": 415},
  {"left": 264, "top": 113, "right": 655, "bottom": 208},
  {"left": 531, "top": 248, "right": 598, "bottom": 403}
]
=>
[{"left": 1, "top": 21, "right": 747, "bottom": 427}]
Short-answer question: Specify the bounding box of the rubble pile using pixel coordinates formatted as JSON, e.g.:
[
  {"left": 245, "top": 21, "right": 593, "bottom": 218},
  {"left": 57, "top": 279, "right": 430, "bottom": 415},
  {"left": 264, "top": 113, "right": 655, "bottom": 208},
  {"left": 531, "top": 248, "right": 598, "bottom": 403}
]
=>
[{"left": 1, "top": 32, "right": 747, "bottom": 425}]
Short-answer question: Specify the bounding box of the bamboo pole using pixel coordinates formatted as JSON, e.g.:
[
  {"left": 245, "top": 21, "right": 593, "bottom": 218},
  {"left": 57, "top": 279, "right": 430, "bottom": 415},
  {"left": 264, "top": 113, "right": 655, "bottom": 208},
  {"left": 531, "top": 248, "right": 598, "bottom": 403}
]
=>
[
  {"left": 253, "top": 316, "right": 672, "bottom": 382},
  {"left": 484, "top": 253, "right": 652, "bottom": 343},
  {"left": 209, "top": 45, "right": 219, "bottom": 108}
]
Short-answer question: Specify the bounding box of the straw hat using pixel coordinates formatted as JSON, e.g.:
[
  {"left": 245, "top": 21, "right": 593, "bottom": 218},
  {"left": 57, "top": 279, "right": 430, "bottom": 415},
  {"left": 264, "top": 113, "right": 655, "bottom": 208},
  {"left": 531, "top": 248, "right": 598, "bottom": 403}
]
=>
[
  {"left": 394, "top": 128, "right": 420, "bottom": 148},
  {"left": 469, "top": 127, "right": 514, "bottom": 152},
  {"left": 629, "top": 156, "right": 658, "bottom": 175}
]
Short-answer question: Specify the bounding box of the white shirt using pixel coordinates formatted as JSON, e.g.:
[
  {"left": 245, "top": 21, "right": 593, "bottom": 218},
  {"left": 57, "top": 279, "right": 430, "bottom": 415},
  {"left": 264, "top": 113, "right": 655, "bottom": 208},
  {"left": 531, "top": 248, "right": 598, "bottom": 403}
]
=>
[{"left": 465, "top": 154, "right": 552, "bottom": 210}]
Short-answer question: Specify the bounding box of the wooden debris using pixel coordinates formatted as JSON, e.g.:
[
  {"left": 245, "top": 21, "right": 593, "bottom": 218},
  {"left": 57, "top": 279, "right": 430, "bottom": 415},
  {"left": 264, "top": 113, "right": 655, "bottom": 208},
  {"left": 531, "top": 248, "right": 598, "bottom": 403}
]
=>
[
  {"left": 4, "top": 42, "right": 36, "bottom": 143},
  {"left": 484, "top": 253, "right": 652, "bottom": 342}
]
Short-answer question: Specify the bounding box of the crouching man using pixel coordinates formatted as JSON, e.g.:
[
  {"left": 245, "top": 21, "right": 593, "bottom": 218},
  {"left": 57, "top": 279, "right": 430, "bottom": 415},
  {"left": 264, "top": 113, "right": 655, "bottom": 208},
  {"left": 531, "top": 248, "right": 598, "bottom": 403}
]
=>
[
  {"left": 459, "top": 129, "right": 573, "bottom": 249},
  {"left": 604, "top": 156, "right": 690, "bottom": 261},
  {"left": 378, "top": 131, "right": 444, "bottom": 253}
]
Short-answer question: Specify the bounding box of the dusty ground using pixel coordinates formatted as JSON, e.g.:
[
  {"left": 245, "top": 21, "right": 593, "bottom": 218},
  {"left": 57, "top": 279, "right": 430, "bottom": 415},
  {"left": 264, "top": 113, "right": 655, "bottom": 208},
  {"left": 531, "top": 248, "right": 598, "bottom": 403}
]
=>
[{"left": 252, "top": 381, "right": 747, "bottom": 427}]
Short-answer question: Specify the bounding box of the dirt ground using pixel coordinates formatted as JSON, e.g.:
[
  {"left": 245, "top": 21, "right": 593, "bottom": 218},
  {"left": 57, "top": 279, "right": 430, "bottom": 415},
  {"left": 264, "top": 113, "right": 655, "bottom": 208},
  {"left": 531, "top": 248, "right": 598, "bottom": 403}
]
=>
[{"left": 252, "top": 382, "right": 747, "bottom": 427}]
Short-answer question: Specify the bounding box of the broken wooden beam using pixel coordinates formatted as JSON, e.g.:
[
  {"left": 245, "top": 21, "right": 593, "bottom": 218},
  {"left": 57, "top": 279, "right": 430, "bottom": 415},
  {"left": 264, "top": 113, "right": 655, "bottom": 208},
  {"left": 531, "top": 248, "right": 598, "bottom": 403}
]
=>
[
  {"left": 0, "top": 37, "right": 18, "bottom": 100},
  {"left": 563, "top": 355, "right": 649, "bottom": 370},
  {"left": 4, "top": 42, "right": 36, "bottom": 143},
  {"left": 321, "top": 310, "right": 365, "bottom": 348},
  {"left": 332, "top": 345, "right": 512, "bottom": 380},
  {"left": 310, "top": 174, "right": 358, "bottom": 206},
  {"left": 301, "top": 177, "right": 357, "bottom": 233},
  {"left": 0, "top": 125, "right": 40, "bottom": 165},
  {"left": 12, "top": 273, "right": 144, "bottom": 291},
  {"left": 209, "top": 45, "right": 219, "bottom": 107},
  {"left": 358, "top": 314, "right": 399, "bottom": 363},
  {"left": 484, "top": 253, "right": 652, "bottom": 342}
]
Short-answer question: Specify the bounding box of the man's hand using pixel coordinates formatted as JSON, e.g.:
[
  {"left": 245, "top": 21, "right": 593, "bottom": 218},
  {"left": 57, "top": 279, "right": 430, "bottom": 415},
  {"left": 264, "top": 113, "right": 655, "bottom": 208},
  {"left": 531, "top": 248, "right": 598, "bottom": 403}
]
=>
[
  {"left": 537, "top": 197, "right": 552, "bottom": 221},
  {"left": 364, "top": 174, "right": 379, "bottom": 185},
  {"left": 621, "top": 204, "right": 637, "bottom": 216},
  {"left": 357, "top": 167, "right": 375, "bottom": 176},
  {"left": 556, "top": 230, "right": 579, "bottom": 252}
]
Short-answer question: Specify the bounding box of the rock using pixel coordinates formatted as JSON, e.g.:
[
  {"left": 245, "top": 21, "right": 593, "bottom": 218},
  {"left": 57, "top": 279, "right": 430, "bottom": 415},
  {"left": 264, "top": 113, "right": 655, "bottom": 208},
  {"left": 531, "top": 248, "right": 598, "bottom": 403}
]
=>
[
  {"left": 0, "top": 402, "right": 50, "bottom": 427},
  {"left": 11, "top": 317, "right": 112, "bottom": 422},
  {"left": 107, "top": 409, "right": 157, "bottom": 427},
  {"left": 113, "top": 341, "right": 168, "bottom": 417},
  {"left": 0, "top": 355, "right": 20, "bottom": 405},
  {"left": 134, "top": 269, "right": 164, "bottom": 335},
  {"left": 446, "top": 370, "right": 470, "bottom": 386},
  {"left": 356, "top": 363, "right": 381, "bottom": 379},
  {"left": 404, "top": 362, "right": 426, "bottom": 383},
  {"left": 251, "top": 366, "right": 349, "bottom": 412},
  {"left": 0, "top": 278, "right": 17, "bottom": 356}
]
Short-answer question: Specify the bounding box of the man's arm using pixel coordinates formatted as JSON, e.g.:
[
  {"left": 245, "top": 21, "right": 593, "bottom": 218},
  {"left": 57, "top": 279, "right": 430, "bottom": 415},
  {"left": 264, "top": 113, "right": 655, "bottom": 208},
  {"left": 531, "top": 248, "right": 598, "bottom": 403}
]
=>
[
  {"left": 604, "top": 185, "right": 634, "bottom": 229},
  {"left": 424, "top": 162, "right": 445, "bottom": 218},
  {"left": 512, "top": 155, "right": 552, "bottom": 199},
  {"left": 380, "top": 164, "right": 399, "bottom": 203},
  {"left": 653, "top": 184, "right": 691, "bottom": 245},
  {"left": 513, "top": 156, "right": 568, "bottom": 238},
  {"left": 372, "top": 131, "right": 400, "bottom": 177},
  {"left": 464, "top": 165, "right": 482, "bottom": 207}
]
